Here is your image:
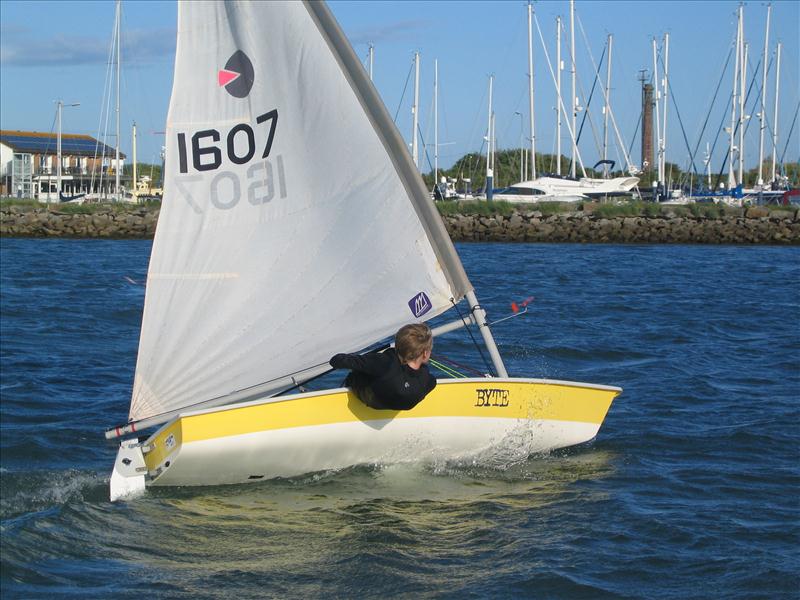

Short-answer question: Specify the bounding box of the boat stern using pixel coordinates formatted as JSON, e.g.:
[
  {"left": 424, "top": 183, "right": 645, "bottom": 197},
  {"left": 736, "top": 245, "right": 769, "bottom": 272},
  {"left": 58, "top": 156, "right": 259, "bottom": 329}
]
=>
[{"left": 109, "top": 439, "right": 147, "bottom": 502}]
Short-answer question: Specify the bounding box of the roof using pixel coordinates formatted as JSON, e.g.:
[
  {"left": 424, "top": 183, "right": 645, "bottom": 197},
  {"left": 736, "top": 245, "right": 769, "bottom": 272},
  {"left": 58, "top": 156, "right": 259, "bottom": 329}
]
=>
[{"left": 0, "top": 130, "right": 125, "bottom": 159}]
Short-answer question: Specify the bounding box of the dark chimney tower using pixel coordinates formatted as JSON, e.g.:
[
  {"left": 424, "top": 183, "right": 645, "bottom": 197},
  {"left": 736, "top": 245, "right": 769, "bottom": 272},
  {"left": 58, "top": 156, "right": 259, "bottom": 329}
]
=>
[{"left": 640, "top": 70, "right": 654, "bottom": 174}]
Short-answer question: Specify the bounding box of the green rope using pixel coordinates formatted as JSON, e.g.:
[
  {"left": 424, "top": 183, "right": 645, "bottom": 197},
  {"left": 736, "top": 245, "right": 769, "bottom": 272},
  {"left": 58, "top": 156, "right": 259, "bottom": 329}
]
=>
[{"left": 429, "top": 358, "right": 466, "bottom": 379}]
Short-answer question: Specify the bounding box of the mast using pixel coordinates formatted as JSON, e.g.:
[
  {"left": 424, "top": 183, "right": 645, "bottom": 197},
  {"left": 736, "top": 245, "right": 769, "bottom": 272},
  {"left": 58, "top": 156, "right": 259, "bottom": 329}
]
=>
[
  {"left": 55, "top": 100, "right": 79, "bottom": 201},
  {"left": 466, "top": 290, "right": 508, "bottom": 377},
  {"left": 515, "top": 111, "right": 523, "bottom": 181},
  {"left": 368, "top": 43, "right": 374, "bottom": 81},
  {"left": 661, "top": 33, "right": 670, "bottom": 188},
  {"left": 569, "top": 0, "right": 576, "bottom": 178},
  {"left": 132, "top": 121, "right": 137, "bottom": 202},
  {"left": 771, "top": 42, "right": 781, "bottom": 183},
  {"left": 739, "top": 39, "right": 747, "bottom": 187},
  {"left": 434, "top": 58, "right": 438, "bottom": 185},
  {"left": 56, "top": 100, "right": 62, "bottom": 203},
  {"left": 728, "top": 6, "right": 741, "bottom": 189},
  {"left": 652, "top": 38, "right": 663, "bottom": 189},
  {"left": 556, "top": 16, "right": 562, "bottom": 175},
  {"left": 491, "top": 111, "right": 496, "bottom": 176},
  {"left": 486, "top": 74, "right": 493, "bottom": 200},
  {"left": 411, "top": 51, "right": 420, "bottom": 168},
  {"left": 758, "top": 4, "right": 771, "bottom": 186},
  {"left": 603, "top": 34, "right": 613, "bottom": 170},
  {"left": 527, "top": 1, "right": 536, "bottom": 179},
  {"left": 115, "top": 0, "right": 121, "bottom": 201}
]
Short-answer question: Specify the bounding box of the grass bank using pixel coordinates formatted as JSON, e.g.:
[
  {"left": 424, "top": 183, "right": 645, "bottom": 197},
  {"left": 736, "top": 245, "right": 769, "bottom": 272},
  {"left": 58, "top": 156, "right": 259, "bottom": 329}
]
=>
[{"left": 433, "top": 199, "right": 758, "bottom": 218}]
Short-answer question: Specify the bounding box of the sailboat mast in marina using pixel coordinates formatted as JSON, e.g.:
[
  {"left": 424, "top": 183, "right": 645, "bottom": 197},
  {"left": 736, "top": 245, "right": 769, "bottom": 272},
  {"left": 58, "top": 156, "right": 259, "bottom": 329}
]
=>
[
  {"left": 493, "top": 2, "right": 639, "bottom": 204},
  {"left": 108, "top": 0, "right": 620, "bottom": 501},
  {"left": 527, "top": 1, "right": 536, "bottom": 180}
]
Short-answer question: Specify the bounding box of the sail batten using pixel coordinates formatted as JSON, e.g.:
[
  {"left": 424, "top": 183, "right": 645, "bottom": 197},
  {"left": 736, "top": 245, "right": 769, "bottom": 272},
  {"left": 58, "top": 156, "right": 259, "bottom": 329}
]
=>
[{"left": 128, "top": 1, "right": 470, "bottom": 423}]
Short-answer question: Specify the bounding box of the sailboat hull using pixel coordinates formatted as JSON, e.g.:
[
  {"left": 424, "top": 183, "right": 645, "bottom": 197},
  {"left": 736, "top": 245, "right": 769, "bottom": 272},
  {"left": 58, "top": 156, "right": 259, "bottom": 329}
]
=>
[{"left": 135, "top": 378, "right": 620, "bottom": 489}]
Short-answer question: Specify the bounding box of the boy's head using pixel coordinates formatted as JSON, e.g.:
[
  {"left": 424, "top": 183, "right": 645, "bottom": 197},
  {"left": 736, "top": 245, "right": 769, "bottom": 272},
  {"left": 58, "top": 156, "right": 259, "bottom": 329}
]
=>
[{"left": 395, "top": 323, "right": 433, "bottom": 364}]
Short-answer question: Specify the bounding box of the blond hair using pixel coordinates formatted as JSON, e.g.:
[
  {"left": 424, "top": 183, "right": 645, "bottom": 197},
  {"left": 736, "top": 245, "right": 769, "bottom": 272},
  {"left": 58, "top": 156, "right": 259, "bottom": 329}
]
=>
[{"left": 395, "top": 323, "right": 433, "bottom": 364}]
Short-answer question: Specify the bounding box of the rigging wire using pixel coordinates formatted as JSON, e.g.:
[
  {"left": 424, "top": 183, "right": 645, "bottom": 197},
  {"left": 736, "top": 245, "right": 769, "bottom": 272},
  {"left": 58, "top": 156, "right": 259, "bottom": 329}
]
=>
[
  {"left": 92, "top": 4, "right": 119, "bottom": 199},
  {"left": 453, "top": 77, "right": 490, "bottom": 187},
  {"left": 687, "top": 45, "right": 734, "bottom": 188},
  {"left": 577, "top": 15, "right": 637, "bottom": 176},
  {"left": 572, "top": 44, "right": 605, "bottom": 174},
  {"left": 713, "top": 44, "right": 762, "bottom": 189},
  {"left": 451, "top": 299, "right": 495, "bottom": 377},
  {"left": 780, "top": 100, "right": 800, "bottom": 167},
  {"left": 627, "top": 109, "right": 642, "bottom": 165},
  {"left": 120, "top": 7, "right": 162, "bottom": 179},
  {"left": 573, "top": 14, "right": 607, "bottom": 169},
  {"left": 662, "top": 60, "right": 699, "bottom": 181},
  {"left": 41, "top": 110, "right": 58, "bottom": 179},
  {"left": 742, "top": 55, "right": 765, "bottom": 140},
  {"left": 533, "top": 12, "right": 587, "bottom": 177},
  {"left": 418, "top": 123, "right": 434, "bottom": 174},
  {"left": 393, "top": 58, "right": 414, "bottom": 124}
]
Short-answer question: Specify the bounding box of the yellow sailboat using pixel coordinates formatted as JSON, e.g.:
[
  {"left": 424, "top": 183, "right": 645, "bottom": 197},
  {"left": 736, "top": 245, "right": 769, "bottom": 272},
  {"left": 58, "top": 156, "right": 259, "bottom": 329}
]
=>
[{"left": 107, "top": 1, "right": 620, "bottom": 501}]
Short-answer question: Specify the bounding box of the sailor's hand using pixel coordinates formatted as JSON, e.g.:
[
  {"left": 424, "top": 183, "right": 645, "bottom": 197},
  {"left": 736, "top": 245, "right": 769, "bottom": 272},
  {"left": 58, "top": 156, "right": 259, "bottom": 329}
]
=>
[{"left": 330, "top": 354, "right": 347, "bottom": 369}]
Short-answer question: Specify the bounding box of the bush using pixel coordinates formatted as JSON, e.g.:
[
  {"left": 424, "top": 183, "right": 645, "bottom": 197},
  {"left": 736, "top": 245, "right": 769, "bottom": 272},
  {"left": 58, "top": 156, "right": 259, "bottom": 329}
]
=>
[
  {"left": 435, "top": 200, "right": 578, "bottom": 217},
  {"left": 642, "top": 202, "right": 662, "bottom": 217},
  {"left": 0, "top": 198, "right": 157, "bottom": 215},
  {"left": 594, "top": 202, "right": 643, "bottom": 218},
  {"left": 436, "top": 200, "right": 519, "bottom": 217}
]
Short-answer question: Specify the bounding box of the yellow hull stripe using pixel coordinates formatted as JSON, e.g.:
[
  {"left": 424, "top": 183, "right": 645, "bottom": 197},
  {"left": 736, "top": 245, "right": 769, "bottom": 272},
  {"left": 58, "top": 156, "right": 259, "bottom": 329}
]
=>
[{"left": 143, "top": 380, "right": 618, "bottom": 471}]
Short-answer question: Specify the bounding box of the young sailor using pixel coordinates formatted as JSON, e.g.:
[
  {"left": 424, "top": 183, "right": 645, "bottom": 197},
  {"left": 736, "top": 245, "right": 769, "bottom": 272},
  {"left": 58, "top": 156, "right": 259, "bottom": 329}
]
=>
[{"left": 330, "top": 323, "right": 436, "bottom": 410}]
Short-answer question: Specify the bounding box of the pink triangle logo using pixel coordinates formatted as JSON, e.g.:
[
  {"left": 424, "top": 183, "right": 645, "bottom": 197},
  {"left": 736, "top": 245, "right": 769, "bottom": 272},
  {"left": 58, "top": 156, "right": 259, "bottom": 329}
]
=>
[
  {"left": 219, "top": 51, "right": 255, "bottom": 98},
  {"left": 218, "top": 69, "right": 240, "bottom": 87}
]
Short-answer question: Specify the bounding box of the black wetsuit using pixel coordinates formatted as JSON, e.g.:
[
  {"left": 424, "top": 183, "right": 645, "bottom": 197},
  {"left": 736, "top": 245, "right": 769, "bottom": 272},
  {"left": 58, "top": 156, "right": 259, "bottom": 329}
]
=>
[{"left": 329, "top": 348, "right": 436, "bottom": 410}]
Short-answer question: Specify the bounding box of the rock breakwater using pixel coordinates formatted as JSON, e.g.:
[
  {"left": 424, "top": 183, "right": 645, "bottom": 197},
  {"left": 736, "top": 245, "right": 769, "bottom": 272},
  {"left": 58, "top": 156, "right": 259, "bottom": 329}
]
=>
[
  {"left": 1, "top": 207, "right": 158, "bottom": 239},
  {"left": 442, "top": 209, "right": 800, "bottom": 244},
  {"left": 1, "top": 205, "right": 799, "bottom": 244}
]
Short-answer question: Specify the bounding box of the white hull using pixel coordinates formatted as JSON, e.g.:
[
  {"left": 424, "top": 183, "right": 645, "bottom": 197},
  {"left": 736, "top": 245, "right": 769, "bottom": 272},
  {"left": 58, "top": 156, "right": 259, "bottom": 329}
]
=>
[
  {"left": 110, "top": 378, "right": 620, "bottom": 499},
  {"left": 493, "top": 192, "right": 586, "bottom": 203},
  {"left": 150, "top": 415, "right": 600, "bottom": 487},
  {"left": 497, "top": 176, "right": 639, "bottom": 203}
]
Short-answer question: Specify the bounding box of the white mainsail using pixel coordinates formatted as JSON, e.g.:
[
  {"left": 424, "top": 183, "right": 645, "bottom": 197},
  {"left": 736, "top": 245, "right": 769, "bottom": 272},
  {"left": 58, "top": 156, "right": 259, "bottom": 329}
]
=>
[{"left": 129, "top": 1, "right": 470, "bottom": 424}]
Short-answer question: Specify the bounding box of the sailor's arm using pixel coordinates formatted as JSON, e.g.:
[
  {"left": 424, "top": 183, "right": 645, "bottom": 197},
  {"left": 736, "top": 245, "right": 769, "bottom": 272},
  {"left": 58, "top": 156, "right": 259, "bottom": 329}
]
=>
[{"left": 329, "top": 351, "right": 387, "bottom": 376}]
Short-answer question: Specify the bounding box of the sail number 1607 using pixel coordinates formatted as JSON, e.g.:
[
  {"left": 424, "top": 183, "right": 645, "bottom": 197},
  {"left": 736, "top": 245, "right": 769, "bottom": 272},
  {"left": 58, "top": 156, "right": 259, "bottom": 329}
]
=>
[{"left": 176, "top": 109, "right": 278, "bottom": 173}]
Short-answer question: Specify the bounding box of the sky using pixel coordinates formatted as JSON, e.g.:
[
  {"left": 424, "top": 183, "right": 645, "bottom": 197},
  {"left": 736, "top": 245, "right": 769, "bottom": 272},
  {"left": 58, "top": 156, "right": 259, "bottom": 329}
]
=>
[{"left": 1, "top": 0, "right": 798, "bottom": 181}]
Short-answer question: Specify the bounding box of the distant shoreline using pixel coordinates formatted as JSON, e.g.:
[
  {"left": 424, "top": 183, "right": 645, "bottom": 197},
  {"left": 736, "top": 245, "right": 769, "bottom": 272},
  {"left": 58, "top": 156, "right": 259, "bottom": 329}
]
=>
[{"left": 1, "top": 203, "right": 798, "bottom": 244}]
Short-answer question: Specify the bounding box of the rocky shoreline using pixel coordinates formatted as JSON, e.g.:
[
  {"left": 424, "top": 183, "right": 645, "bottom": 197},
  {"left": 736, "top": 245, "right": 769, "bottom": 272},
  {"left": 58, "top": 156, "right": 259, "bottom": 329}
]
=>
[
  {"left": 1, "top": 207, "right": 158, "bottom": 239},
  {"left": 1, "top": 206, "right": 799, "bottom": 244},
  {"left": 442, "top": 208, "right": 800, "bottom": 244}
]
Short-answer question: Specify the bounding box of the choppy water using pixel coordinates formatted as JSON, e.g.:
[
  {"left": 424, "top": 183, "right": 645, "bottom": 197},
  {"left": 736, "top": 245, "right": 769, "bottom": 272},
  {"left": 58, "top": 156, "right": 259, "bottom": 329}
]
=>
[{"left": 1, "top": 238, "right": 798, "bottom": 598}]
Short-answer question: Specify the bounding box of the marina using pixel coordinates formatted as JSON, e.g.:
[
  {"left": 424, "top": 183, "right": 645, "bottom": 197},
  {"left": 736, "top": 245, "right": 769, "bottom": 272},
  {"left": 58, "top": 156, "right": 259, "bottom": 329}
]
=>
[{"left": 1, "top": 1, "right": 798, "bottom": 206}]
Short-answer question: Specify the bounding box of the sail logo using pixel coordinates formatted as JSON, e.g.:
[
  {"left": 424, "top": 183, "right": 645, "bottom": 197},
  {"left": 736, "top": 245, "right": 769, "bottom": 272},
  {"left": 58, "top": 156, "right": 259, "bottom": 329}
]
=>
[
  {"left": 218, "top": 50, "right": 255, "bottom": 98},
  {"left": 408, "top": 292, "right": 432, "bottom": 318}
]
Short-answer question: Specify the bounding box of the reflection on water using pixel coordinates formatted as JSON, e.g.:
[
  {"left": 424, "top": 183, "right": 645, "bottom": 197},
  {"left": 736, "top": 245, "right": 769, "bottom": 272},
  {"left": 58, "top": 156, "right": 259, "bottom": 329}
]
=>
[{"left": 3, "top": 449, "right": 617, "bottom": 596}]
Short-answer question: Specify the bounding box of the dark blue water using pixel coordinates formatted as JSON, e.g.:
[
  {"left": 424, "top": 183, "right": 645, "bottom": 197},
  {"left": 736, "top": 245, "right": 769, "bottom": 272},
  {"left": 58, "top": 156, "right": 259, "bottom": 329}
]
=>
[{"left": 2, "top": 238, "right": 798, "bottom": 599}]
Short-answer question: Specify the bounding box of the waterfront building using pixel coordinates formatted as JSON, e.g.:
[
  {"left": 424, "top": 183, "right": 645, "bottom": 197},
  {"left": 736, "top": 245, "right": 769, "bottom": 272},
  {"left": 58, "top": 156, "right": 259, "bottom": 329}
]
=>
[{"left": 0, "top": 130, "right": 126, "bottom": 201}]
